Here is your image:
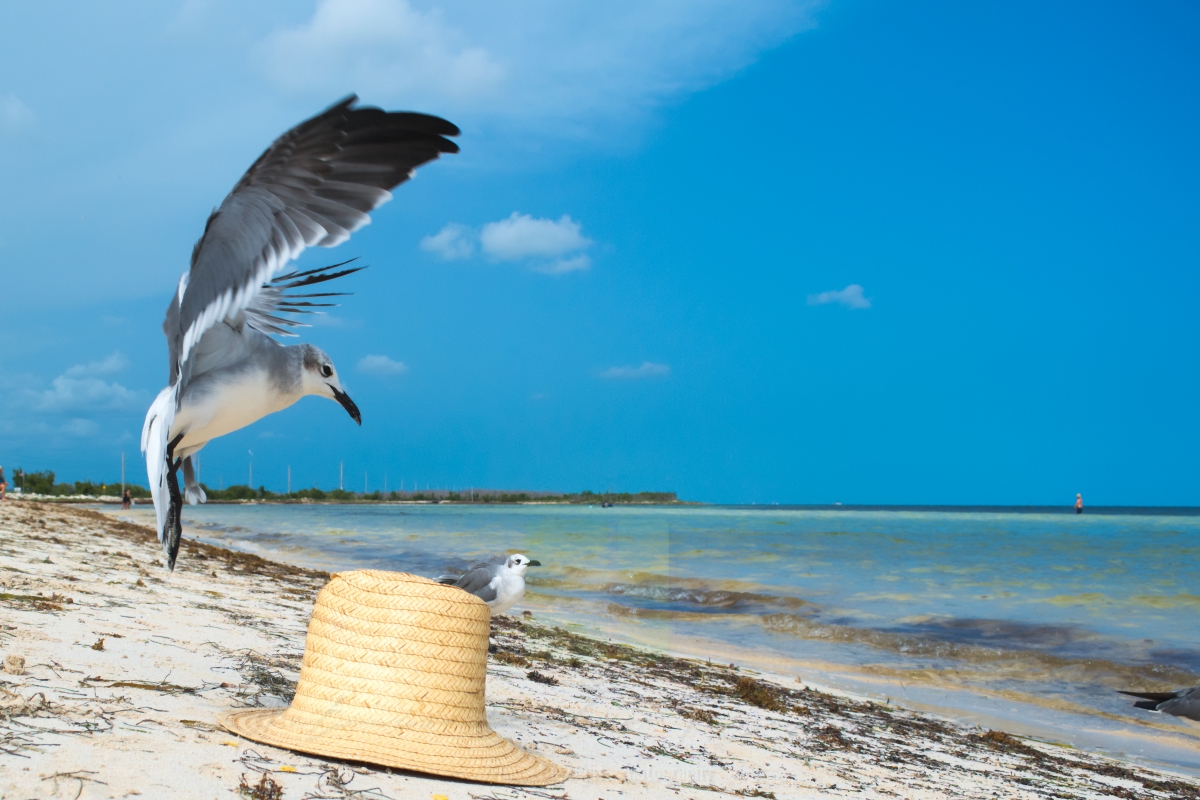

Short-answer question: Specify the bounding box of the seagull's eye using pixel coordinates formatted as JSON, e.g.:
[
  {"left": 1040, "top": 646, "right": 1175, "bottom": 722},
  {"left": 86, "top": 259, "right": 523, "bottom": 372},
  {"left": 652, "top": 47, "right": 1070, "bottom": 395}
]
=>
[{"left": 320, "top": 364, "right": 333, "bottom": 378}]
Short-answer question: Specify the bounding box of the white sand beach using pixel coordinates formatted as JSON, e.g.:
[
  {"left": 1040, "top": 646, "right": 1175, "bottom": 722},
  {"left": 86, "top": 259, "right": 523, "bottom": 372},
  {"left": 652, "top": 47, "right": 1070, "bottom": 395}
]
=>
[{"left": 1, "top": 501, "right": 1197, "bottom": 799}]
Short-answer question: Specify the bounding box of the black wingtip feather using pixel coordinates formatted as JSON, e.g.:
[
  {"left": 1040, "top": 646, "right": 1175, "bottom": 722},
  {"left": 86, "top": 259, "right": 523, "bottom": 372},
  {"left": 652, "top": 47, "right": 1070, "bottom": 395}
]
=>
[
  {"left": 1118, "top": 690, "right": 1177, "bottom": 702},
  {"left": 273, "top": 257, "right": 362, "bottom": 283}
]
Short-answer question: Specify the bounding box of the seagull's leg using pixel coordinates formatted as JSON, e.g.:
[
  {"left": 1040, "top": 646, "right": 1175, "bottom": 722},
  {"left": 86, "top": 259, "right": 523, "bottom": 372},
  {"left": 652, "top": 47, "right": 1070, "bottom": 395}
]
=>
[{"left": 164, "top": 434, "right": 185, "bottom": 571}]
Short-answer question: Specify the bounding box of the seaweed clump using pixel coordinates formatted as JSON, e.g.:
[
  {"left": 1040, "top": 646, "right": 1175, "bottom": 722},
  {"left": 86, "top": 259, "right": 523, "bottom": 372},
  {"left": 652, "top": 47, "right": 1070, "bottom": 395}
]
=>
[
  {"left": 731, "top": 675, "right": 792, "bottom": 713},
  {"left": 526, "top": 670, "right": 559, "bottom": 686},
  {"left": 237, "top": 772, "right": 282, "bottom": 800}
]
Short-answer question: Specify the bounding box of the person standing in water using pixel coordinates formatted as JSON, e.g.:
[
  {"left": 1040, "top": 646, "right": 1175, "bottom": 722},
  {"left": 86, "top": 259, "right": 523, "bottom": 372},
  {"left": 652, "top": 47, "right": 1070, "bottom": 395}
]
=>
[{"left": 1075, "top": 493, "right": 1083, "bottom": 514}]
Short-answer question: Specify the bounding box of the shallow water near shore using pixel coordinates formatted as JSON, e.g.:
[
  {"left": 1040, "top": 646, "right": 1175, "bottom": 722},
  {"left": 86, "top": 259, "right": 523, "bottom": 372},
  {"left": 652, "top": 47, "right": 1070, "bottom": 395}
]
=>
[{"left": 109, "top": 502, "right": 1200, "bottom": 773}]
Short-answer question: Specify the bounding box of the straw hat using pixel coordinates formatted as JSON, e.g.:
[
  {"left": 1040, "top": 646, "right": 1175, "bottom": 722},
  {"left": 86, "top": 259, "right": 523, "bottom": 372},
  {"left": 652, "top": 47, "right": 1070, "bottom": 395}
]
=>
[{"left": 219, "top": 570, "right": 568, "bottom": 786}]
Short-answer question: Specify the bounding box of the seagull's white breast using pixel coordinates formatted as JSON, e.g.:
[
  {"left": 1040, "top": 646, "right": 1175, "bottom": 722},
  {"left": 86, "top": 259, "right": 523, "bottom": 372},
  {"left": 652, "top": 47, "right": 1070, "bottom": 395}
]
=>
[
  {"left": 172, "top": 369, "right": 299, "bottom": 451},
  {"left": 487, "top": 570, "right": 526, "bottom": 616}
]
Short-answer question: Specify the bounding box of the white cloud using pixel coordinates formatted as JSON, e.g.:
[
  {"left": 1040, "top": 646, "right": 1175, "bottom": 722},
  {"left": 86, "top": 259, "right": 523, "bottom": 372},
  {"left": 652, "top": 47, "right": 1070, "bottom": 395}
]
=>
[
  {"left": 0, "top": 92, "right": 34, "bottom": 133},
  {"left": 64, "top": 351, "right": 130, "bottom": 378},
  {"left": 480, "top": 213, "right": 592, "bottom": 261},
  {"left": 33, "top": 352, "right": 142, "bottom": 414},
  {"left": 600, "top": 362, "right": 671, "bottom": 380},
  {"left": 535, "top": 254, "right": 592, "bottom": 274},
  {"left": 357, "top": 354, "right": 409, "bottom": 376},
  {"left": 37, "top": 376, "right": 140, "bottom": 413},
  {"left": 420, "top": 223, "right": 475, "bottom": 260},
  {"left": 261, "top": 0, "right": 506, "bottom": 104},
  {"left": 62, "top": 418, "right": 100, "bottom": 438},
  {"left": 807, "top": 284, "right": 871, "bottom": 309},
  {"left": 424, "top": 212, "right": 594, "bottom": 273},
  {"left": 309, "top": 313, "right": 361, "bottom": 329},
  {"left": 258, "top": 0, "right": 823, "bottom": 136}
]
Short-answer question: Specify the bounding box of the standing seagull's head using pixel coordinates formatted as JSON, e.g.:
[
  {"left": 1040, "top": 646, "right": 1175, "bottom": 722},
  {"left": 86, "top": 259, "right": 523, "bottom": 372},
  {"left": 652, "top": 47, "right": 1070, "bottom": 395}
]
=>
[
  {"left": 300, "top": 344, "right": 361, "bottom": 425},
  {"left": 505, "top": 553, "right": 542, "bottom": 576}
]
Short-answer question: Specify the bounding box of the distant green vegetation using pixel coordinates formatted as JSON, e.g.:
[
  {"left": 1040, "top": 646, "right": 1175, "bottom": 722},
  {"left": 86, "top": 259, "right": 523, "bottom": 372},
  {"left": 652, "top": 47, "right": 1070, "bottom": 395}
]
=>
[
  {"left": 9, "top": 469, "right": 683, "bottom": 505},
  {"left": 200, "top": 486, "right": 681, "bottom": 505},
  {"left": 9, "top": 469, "right": 151, "bottom": 498},
  {"left": 200, "top": 484, "right": 358, "bottom": 502}
]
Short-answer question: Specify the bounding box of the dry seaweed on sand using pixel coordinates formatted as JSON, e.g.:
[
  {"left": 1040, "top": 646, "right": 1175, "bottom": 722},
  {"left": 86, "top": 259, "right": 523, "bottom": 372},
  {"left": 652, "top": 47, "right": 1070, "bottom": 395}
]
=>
[
  {"left": 526, "top": 670, "right": 559, "bottom": 686},
  {"left": 238, "top": 771, "right": 283, "bottom": 800}
]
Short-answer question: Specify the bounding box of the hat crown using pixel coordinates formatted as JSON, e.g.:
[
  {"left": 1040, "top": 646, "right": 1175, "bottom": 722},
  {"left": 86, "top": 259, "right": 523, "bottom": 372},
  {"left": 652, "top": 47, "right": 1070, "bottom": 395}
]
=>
[{"left": 299, "top": 570, "right": 492, "bottom": 726}]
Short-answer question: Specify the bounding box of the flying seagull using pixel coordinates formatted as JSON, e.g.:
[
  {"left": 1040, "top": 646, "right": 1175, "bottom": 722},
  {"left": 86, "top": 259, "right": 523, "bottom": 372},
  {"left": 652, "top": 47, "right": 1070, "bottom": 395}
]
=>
[
  {"left": 1119, "top": 687, "right": 1200, "bottom": 721},
  {"left": 141, "top": 96, "right": 459, "bottom": 570},
  {"left": 438, "top": 554, "right": 543, "bottom": 616}
]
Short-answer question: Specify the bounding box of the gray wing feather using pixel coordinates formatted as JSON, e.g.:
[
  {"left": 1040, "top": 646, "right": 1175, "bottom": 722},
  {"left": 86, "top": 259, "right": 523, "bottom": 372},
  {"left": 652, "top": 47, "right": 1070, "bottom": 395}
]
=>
[
  {"left": 453, "top": 567, "right": 501, "bottom": 603},
  {"left": 165, "top": 95, "right": 459, "bottom": 387}
]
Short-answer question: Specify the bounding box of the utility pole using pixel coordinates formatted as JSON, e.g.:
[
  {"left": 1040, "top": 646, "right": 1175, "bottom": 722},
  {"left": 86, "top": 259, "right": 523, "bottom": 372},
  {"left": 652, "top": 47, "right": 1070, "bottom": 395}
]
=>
[
  {"left": 384, "top": 473, "right": 388, "bottom": 493},
  {"left": 287, "top": 465, "right": 291, "bottom": 495},
  {"left": 339, "top": 462, "right": 344, "bottom": 491},
  {"left": 364, "top": 472, "right": 368, "bottom": 494},
  {"left": 248, "top": 451, "right": 254, "bottom": 488},
  {"left": 120, "top": 452, "right": 125, "bottom": 494}
]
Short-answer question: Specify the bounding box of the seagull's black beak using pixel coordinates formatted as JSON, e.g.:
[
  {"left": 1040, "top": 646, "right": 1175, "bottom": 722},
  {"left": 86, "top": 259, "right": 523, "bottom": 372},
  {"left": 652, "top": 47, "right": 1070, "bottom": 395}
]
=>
[
  {"left": 329, "top": 384, "right": 361, "bottom": 425},
  {"left": 527, "top": 559, "right": 542, "bottom": 567}
]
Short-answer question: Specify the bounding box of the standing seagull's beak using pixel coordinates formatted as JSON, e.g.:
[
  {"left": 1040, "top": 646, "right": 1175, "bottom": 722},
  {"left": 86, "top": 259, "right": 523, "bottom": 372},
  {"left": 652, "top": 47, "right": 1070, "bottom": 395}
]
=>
[
  {"left": 527, "top": 559, "right": 542, "bottom": 567},
  {"left": 329, "top": 385, "right": 362, "bottom": 425}
]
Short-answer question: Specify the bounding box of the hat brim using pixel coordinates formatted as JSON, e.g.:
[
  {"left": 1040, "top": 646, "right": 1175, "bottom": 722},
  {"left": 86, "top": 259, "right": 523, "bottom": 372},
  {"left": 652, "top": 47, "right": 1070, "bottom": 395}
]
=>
[{"left": 220, "top": 708, "right": 569, "bottom": 787}]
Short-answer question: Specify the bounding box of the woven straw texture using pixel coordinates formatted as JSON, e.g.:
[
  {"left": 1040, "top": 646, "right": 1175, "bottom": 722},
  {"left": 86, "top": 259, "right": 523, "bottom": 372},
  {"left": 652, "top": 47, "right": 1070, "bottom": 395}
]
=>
[{"left": 220, "top": 570, "right": 569, "bottom": 786}]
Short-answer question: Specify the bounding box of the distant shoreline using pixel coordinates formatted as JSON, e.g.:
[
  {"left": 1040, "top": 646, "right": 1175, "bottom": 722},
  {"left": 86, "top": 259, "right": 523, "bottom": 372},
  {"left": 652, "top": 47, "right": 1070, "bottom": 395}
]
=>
[
  {"left": 741, "top": 503, "right": 1200, "bottom": 516},
  {"left": 9, "top": 495, "right": 1199, "bottom": 515},
  {"left": 8, "top": 494, "right": 694, "bottom": 507}
]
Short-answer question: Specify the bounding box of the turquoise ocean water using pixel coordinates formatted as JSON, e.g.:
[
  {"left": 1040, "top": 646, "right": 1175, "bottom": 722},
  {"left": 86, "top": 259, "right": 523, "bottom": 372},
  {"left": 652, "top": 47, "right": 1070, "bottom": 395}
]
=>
[{"left": 114, "top": 503, "right": 1200, "bottom": 773}]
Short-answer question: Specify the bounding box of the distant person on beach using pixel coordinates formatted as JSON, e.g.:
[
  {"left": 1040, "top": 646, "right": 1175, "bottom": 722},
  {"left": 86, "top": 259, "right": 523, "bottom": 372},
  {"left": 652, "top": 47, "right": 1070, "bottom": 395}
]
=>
[
  {"left": 0, "top": 467, "right": 6, "bottom": 501},
  {"left": 1075, "top": 493, "right": 1083, "bottom": 514},
  {"left": 121, "top": 489, "right": 132, "bottom": 510}
]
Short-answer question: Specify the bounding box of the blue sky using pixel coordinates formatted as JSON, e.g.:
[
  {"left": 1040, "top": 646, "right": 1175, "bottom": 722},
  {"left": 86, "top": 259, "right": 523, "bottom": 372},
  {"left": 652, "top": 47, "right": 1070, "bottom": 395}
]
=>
[{"left": 0, "top": 1, "right": 1197, "bottom": 504}]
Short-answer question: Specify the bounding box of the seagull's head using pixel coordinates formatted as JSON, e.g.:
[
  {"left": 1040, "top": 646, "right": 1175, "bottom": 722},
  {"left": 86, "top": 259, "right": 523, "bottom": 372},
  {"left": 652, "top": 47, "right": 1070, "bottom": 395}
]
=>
[
  {"left": 301, "top": 344, "right": 361, "bottom": 425},
  {"left": 505, "top": 553, "right": 542, "bottom": 575}
]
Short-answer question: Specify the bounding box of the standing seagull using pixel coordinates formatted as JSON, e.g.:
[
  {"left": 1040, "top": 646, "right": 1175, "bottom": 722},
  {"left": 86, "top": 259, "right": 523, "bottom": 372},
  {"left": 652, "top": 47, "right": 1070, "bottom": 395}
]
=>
[
  {"left": 141, "top": 96, "right": 458, "bottom": 570},
  {"left": 438, "top": 554, "right": 543, "bottom": 616},
  {"left": 1119, "top": 687, "right": 1200, "bottom": 722}
]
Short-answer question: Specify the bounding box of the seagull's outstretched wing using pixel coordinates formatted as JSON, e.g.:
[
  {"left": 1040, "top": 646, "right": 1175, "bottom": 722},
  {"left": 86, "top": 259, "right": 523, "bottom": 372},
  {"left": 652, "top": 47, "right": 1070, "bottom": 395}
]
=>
[{"left": 162, "top": 95, "right": 459, "bottom": 389}]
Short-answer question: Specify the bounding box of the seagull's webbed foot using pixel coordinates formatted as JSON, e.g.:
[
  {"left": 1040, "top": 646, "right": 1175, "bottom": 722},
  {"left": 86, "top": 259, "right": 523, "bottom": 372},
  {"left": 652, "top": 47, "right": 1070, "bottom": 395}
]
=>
[
  {"left": 182, "top": 455, "right": 206, "bottom": 505},
  {"left": 164, "top": 434, "right": 185, "bottom": 572}
]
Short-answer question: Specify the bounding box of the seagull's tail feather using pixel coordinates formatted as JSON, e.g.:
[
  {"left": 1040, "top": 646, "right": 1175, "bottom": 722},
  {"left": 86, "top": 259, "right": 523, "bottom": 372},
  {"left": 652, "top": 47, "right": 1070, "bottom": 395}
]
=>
[
  {"left": 435, "top": 575, "right": 461, "bottom": 585},
  {"left": 141, "top": 384, "right": 177, "bottom": 549}
]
